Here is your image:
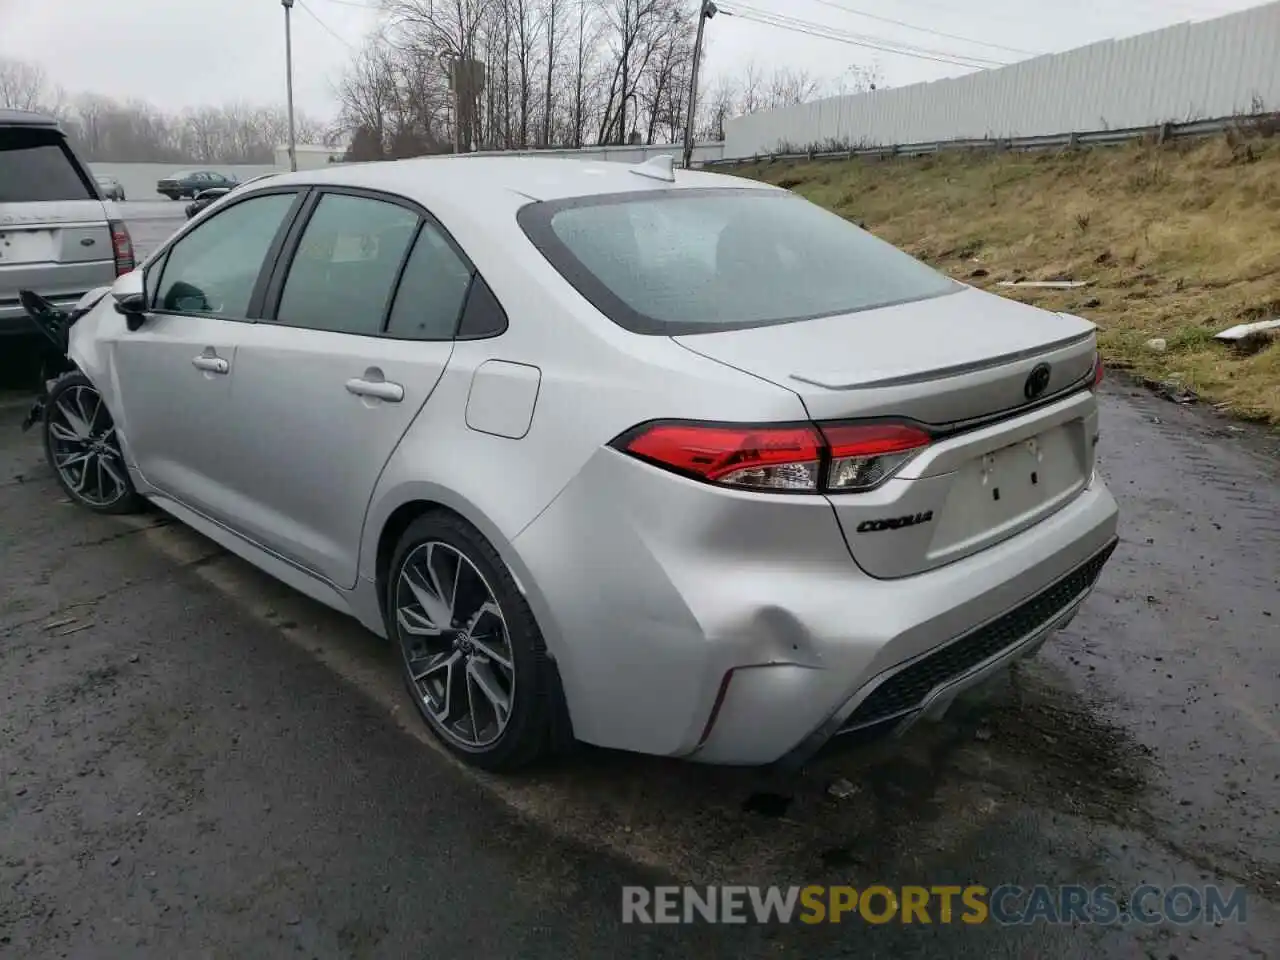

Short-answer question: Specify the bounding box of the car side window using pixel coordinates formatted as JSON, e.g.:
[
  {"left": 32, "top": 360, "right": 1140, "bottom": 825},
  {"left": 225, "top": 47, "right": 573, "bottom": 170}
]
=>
[
  {"left": 154, "top": 192, "right": 296, "bottom": 318},
  {"left": 275, "top": 193, "right": 419, "bottom": 336},
  {"left": 456, "top": 274, "right": 508, "bottom": 339},
  {"left": 385, "top": 221, "right": 474, "bottom": 340}
]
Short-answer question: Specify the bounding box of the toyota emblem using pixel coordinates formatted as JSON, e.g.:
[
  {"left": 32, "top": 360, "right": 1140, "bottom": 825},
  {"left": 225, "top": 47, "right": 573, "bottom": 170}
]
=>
[{"left": 1024, "top": 362, "right": 1052, "bottom": 400}]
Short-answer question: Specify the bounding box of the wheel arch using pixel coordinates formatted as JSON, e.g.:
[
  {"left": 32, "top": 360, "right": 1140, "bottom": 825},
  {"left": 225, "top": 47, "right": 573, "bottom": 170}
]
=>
[
  {"left": 365, "top": 484, "right": 525, "bottom": 603},
  {"left": 367, "top": 487, "right": 577, "bottom": 752},
  {"left": 363, "top": 482, "right": 559, "bottom": 660}
]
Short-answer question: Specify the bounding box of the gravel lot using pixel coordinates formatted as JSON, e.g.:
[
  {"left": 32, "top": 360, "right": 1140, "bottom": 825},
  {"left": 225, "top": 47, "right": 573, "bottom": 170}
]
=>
[{"left": 0, "top": 212, "right": 1277, "bottom": 957}]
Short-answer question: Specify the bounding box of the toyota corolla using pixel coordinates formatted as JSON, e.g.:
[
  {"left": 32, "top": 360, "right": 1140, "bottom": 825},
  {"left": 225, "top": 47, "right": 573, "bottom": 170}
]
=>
[{"left": 34, "top": 154, "right": 1118, "bottom": 771}]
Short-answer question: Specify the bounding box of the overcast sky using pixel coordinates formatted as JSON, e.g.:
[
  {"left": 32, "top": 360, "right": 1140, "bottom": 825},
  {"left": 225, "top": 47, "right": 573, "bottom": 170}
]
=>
[{"left": 0, "top": 0, "right": 1266, "bottom": 119}]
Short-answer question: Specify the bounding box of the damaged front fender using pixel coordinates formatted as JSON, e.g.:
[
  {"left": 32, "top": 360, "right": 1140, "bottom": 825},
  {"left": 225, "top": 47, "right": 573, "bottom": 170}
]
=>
[{"left": 16, "top": 286, "right": 111, "bottom": 432}]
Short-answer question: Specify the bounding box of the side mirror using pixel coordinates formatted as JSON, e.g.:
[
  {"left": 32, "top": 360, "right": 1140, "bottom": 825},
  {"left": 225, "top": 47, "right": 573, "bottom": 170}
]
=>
[{"left": 111, "top": 270, "right": 148, "bottom": 331}]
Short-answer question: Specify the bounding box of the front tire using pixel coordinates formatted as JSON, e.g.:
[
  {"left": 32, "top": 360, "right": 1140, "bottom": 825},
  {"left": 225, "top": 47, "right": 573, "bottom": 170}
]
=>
[
  {"left": 386, "top": 512, "right": 556, "bottom": 771},
  {"left": 43, "top": 371, "right": 145, "bottom": 515}
]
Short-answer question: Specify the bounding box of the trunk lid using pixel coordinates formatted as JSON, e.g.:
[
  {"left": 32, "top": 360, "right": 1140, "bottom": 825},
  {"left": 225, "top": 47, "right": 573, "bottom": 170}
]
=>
[
  {"left": 0, "top": 201, "right": 116, "bottom": 306},
  {"left": 674, "top": 286, "right": 1096, "bottom": 424},
  {"left": 0, "top": 201, "right": 113, "bottom": 265},
  {"left": 675, "top": 286, "right": 1101, "bottom": 578}
]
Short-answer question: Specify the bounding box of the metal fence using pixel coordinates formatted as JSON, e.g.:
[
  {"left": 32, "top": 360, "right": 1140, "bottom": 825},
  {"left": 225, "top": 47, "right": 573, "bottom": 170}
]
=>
[
  {"left": 700, "top": 115, "right": 1272, "bottom": 168},
  {"left": 721, "top": 0, "right": 1280, "bottom": 159}
]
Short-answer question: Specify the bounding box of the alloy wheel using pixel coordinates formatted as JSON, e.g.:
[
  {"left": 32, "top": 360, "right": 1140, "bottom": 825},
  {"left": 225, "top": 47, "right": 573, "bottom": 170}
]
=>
[
  {"left": 47, "top": 385, "right": 130, "bottom": 508},
  {"left": 394, "top": 541, "right": 517, "bottom": 750}
]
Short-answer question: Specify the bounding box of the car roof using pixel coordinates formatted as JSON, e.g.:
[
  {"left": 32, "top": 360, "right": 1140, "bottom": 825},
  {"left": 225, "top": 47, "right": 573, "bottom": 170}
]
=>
[
  {"left": 0, "top": 108, "right": 61, "bottom": 128},
  {"left": 260, "top": 154, "right": 778, "bottom": 209}
]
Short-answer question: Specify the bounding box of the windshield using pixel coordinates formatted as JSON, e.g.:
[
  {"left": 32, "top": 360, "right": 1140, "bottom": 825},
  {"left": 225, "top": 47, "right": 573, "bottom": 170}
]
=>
[
  {"left": 518, "top": 188, "right": 959, "bottom": 335},
  {"left": 0, "top": 128, "right": 96, "bottom": 203}
]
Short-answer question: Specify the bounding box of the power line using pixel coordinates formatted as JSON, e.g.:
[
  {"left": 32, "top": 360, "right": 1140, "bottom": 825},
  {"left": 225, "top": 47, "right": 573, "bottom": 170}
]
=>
[
  {"left": 296, "top": 0, "right": 357, "bottom": 48},
  {"left": 720, "top": 4, "right": 1008, "bottom": 68},
  {"left": 800, "top": 0, "right": 1042, "bottom": 57},
  {"left": 727, "top": 2, "right": 1010, "bottom": 66}
]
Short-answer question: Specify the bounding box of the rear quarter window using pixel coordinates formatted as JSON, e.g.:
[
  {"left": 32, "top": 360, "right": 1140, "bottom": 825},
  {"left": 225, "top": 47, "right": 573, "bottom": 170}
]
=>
[{"left": 0, "top": 127, "right": 96, "bottom": 202}]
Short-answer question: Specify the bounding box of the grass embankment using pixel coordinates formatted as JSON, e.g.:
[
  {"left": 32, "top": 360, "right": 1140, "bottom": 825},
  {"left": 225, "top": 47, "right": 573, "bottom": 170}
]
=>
[{"left": 731, "top": 133, "right": 1280, "bottom": 424}]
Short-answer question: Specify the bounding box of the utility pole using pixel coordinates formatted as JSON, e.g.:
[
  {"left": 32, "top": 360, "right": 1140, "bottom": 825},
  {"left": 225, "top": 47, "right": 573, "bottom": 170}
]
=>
[
  {"left": 682, "top": 0, "right": 717, "bottom": 170},
  {"left": 282, "top": 0, "right": 298, "bottom": 172}
]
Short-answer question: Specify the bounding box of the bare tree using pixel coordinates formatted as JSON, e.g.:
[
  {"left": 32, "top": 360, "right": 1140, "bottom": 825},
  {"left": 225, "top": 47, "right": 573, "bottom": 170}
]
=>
[
  {"left": 384, "top": 0, "right": 493, "bottom": 150},
  {"left": 0, "top": 58, "right": 48, "bottom": 111},
  {"left": 736, "top": 61, "right": 765, "bottom": 116},
  {"left": 1, "top": 54, "right": 330, "bottom": 164},
  {"left": 697, "top": 61, "right": 881, "bottom": 137},
  {"left": 765, "top": 67, "right": 822, "bottom": 109},
  {"left": 540, "top": 0, "right": 563, "bottom": 146},
  {"left": 637, "top": 17, "right": 692, "bottom": 143},
  {"left": 507, "top": 0, "right": 540, "bottom": 148},
  {"left": 336, "top": 34, "right": 457, "bottom": 158},
  {"left": 698, "top": 73, "right": 736, "bottom": 141},
  {"left": 329, "top": 3, "right": 877, "bottom": 154},
  {"left": 336, "top": 41, "right": 398, "bottom": 158},
  {"left": 569, "top": 0, "right": 601, "bottom": 147},
  {"left": 595, "top": 0, "right": 690, "bottom": 145}
]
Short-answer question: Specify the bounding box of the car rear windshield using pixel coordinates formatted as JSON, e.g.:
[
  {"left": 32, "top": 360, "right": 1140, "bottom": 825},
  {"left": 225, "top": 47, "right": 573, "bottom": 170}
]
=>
[
  {"left": 517, "top": 188, "right": 960, "bottom": 335},
  {"left": 0, "top": 127, "right": 96, "bottom": 203}
]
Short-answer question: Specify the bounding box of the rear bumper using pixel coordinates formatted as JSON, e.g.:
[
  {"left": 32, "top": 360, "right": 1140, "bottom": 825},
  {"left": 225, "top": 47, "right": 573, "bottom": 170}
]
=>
[
  {"left": 774, "top": 536, "right": 1116, "bottom": 769},
  {"left": 512, "top": 446, "right": 1120, "bottom": 765},
  {"left": 688, "top": 485, "right": 1118, "bottom": 766}
]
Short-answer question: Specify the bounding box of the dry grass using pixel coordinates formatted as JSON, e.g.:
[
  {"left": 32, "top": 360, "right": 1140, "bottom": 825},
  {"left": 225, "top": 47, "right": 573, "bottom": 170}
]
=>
[{"left": 729, "top": 132, "right": 1280, "bottom": 424}]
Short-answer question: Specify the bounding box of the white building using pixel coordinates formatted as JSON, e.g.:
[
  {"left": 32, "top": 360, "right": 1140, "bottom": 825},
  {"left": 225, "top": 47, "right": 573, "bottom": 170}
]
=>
[{"left": 273, "top": 143, "right": 347, "bottom": 171}]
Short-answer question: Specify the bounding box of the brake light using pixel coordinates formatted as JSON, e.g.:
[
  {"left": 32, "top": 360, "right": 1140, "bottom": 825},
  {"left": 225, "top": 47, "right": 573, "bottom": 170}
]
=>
[
  {"left": 621, "top": 422, "right": 822, "bottom": 491},
  {"left": 109, "top": 220, "right": 135, "bottom": 276},
  {"left": 1090, "top": 350, "right": 1104, "bottom": 389},
  {"left": 613, "top": 419, "right": 931, "bottom": 493}
]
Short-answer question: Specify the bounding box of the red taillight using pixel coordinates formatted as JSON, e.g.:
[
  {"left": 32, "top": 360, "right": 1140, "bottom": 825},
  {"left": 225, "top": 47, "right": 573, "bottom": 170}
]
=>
[
  {"left": 109, "top": 219, "right": 135, "bottom": 276},
  {"left": 621, "top": 421, "right": 822, "bottom": 491},
  {"left": 614, "top": 419, "right": 931, "bottom": 493},
  {"left": 1091, "top": 351, "right": 1104, "bottom": 389}
]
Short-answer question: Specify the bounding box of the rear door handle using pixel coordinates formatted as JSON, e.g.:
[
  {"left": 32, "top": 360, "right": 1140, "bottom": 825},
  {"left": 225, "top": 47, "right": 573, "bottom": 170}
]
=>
[
  {"left": 345, "top": 377, "right": 404, "bottom": 403},
  {"left": 192, "top": 355, "right": 229, "bottom": 374}
]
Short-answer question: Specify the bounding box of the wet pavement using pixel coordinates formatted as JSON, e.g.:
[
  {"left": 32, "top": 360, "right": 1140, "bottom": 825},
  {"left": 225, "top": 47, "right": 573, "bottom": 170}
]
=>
[{"left": 0, "top": 218, "right": 1277, "bottom": 956}]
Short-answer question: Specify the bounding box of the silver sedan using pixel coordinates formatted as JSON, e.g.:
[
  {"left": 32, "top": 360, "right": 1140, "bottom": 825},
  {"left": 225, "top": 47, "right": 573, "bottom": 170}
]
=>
[{"left": 40, "top": 154, "right": 1118, "bottom": 771}]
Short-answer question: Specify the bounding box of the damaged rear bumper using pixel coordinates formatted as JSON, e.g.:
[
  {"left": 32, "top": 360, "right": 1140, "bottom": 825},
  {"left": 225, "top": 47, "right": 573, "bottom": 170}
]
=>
[{"left": 774, "top": 536, "right": 1118, "bottom": 770}]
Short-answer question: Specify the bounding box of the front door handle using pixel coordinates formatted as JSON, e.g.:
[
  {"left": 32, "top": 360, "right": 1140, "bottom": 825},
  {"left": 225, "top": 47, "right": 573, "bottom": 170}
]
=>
[
  {"left": 192, "top": 354, "right": 229, "bottom": 374},
  {"left": 345, "top": 377, "right": 404, "bottom": 403}
]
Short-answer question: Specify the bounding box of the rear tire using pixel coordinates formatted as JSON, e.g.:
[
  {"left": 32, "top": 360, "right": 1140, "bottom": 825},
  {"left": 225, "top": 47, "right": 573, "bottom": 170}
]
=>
[
  {"left": 43, "top": 371, "right": 145, "bottom": 515},
  {"left": 385, "top": 512, "right": 556, "bottom": 771}
]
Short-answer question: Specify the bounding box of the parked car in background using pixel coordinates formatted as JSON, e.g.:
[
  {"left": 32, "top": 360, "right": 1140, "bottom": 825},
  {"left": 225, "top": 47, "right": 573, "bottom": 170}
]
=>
[
  {"left": 0, "top": 108, "right": 134, "bottom": 345},
  {"left": 35, "top": 155, "right": 1117, "bottom": 774},
  {"left": 94, "top": 174, "right": 126, "bottom": 201},
  {"left": 186, "top": 187, "right": 233, "bottom": 219},
  {"left": 186, "top": 173, "right": 278, "bottom": 218},
  {"left": 156, "top": 170, "right": 239, "bottom": 200}
]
